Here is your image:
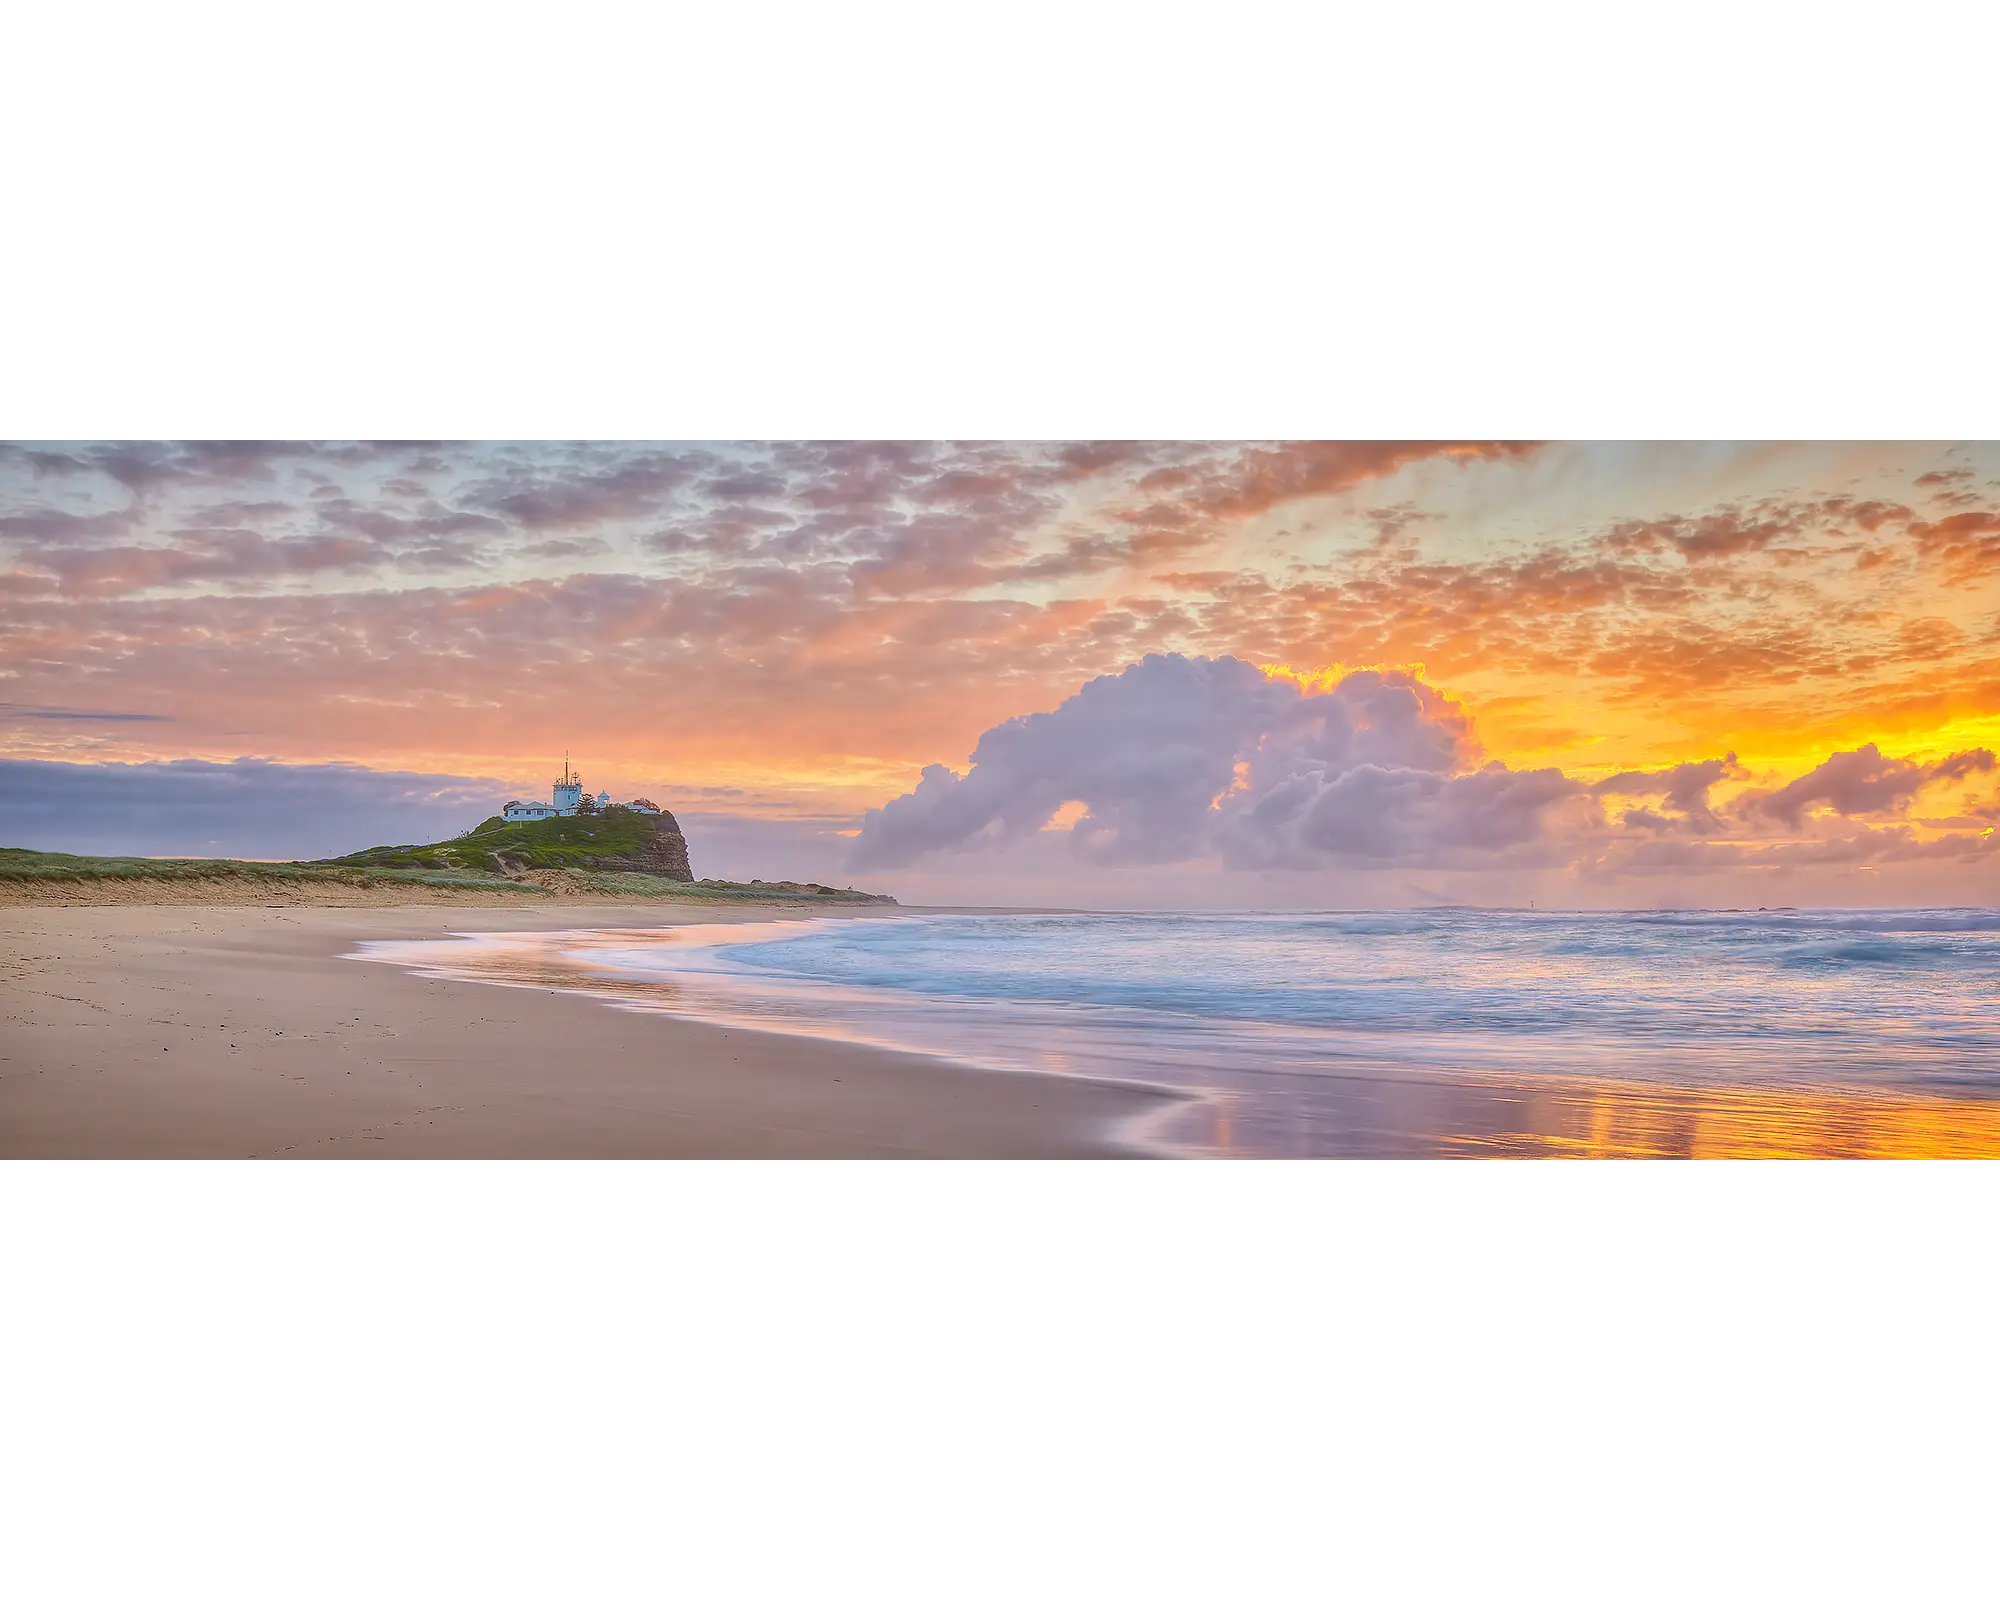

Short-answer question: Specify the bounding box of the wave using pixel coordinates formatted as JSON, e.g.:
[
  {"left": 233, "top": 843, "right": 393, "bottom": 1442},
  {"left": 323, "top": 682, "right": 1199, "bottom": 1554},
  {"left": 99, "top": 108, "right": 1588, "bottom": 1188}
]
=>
[
  {"left": 351, "top": 905, "right": 2000, "bottom": 1157},
  {"left": 636, "top": 906, "right": 2000, "bottom": 1062}
]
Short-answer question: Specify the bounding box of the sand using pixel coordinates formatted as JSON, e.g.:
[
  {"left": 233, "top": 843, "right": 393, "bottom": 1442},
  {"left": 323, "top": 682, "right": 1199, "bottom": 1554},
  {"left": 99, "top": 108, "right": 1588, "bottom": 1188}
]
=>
[
  {"left": 14, "top": 899, "right": 2000, "bottom": 1160},
  {"left": 0, "top": 903, "right": 1171, "bottom": 1158},
  {"left": 0, "top": 878, "right": 559, "bottom": 908}
]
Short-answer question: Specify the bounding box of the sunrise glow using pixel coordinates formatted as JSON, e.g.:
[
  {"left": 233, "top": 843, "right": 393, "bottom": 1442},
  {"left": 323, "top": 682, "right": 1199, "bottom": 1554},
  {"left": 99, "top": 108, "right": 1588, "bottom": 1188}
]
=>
[{"left": 2, "top": 439, "right": 1996, "bottom": 907}]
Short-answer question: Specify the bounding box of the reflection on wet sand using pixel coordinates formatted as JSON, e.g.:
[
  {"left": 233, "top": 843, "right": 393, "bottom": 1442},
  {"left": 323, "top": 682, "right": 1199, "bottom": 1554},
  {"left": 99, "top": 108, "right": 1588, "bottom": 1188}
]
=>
[
  {"left": 1520, "top": 1076, "right": 2000, "bottom": 1159},
  {"left": 352, "top": 929, "right": 2000, "bottom": 1160},
  {"left": 1163, "top": 1065, "right": 2000, "bottom": 1160}
]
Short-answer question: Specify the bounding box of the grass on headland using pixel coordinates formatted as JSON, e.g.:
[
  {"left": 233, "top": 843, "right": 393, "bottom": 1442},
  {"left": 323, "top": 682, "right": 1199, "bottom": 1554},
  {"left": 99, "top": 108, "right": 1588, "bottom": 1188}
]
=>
[
  {"left": 0, "top": 847, "right": 530, "bottom": 893},
  {"left": 326, "top": 809, "right": 666, "bottom": 874}
]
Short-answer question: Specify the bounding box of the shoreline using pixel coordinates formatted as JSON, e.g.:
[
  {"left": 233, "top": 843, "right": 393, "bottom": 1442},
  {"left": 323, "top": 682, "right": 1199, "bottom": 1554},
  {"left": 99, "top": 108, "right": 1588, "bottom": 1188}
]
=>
[
  {"left": 1, "top": 904, "right": 1169, "bottom": 1158},
  {"left": 0, "top": 878, "right": 903, "bottom": 910},
  {"left": 358, "top": 919, "right": 2000, "bottom": 1159},
  {"left": 11, "top": 902, "right": 2000, "bottom": 1157}
]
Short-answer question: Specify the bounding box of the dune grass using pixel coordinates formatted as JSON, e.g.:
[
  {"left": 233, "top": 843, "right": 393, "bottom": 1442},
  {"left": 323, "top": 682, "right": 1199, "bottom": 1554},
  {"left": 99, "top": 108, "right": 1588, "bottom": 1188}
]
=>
[{"left": 0, "top": 847, "right": 532, "bottom": 892}]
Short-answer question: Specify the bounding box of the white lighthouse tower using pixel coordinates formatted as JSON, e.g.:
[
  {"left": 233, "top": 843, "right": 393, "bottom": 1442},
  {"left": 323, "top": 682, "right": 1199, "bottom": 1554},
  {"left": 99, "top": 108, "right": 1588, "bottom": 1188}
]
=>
[
  {"left": 552, "top": 756, "right": 584, "bottom": 816},
  {"left": 499, "top": 755, "right": 630, "bottom": 822}
]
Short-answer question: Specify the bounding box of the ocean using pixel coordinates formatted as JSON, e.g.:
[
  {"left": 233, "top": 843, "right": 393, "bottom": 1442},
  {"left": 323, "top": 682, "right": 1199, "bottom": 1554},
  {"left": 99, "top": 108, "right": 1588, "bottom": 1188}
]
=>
[{"left": 353, "top": 907, "right": 2000, "bottom": 1158}]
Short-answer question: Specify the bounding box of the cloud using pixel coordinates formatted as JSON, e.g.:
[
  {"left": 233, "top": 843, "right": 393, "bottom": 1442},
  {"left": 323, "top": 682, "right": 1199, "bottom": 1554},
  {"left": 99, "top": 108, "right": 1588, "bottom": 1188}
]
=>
[
  {"left": 1602, "top": 509, "right": 1807, "bottom": 562},
  {"left": 1124, "top": 441, "right": 1538, "bottom": 527},
  {"left": 0, "top": 758, "right": 514, "bottom": 859},
  {"left": 1907, "top": 511, "right": 2000, "bottom": 583},
  {"left": 0, "top": 441, "right": 435, "bottom": 494},
  {"left": 20, "top": 531, "right": 389, "bottom": 595},
  {"left": 851, "top": 654, "right": 1582, "bottom": 873},
  {"left": 1216, "top": 759, "right": 1584, "bottom": 871},
  {"left": 1574, "top": 824, "right": 2000, "bottom": 882},
  {"left": 850, "top": 649, "right": 2000, "bottom": 889},
  {"left": 1748, "top": 743, "right": 1996, "bottom": 829},
  {"left": 1598, "top": 493, "right": 1932, "bottom": 564},
  {"left": 1913, "top": 468, "right": 1981, "bottom": 507},
  {"left": 1594, "top": 754, "right": 1743, "bottom": 832},
  {"left": 464, "top": 448, "right": 716, "bottom": 530},
  {"left": 0, "top": 702, "right": 170, "bottom": 724},
  {"left": 851, "top": 655, "right": 1298, "bottom": 868}
]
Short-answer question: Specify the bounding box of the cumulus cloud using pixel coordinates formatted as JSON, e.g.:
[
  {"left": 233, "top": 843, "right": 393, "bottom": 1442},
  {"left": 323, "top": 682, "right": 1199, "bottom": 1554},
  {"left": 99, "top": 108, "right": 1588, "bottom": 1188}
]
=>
[
  {"left": 1748, "top": 743, "right": 1995, "bottom": 829},
  {"left": 1217, "top": 759, "right": 1584, "bottom": 871},
  {"left": 1594, "top": 754, "right": 1743, "bottom": 832},
  {"left": 852, "top": 655, "right": 1298, "bottom": 867},
  {"left": 850, "top": 650, "right": 2000, "bottom": 886},
  {"left": 851, "top": 654, "right": 1583, "bottom": 873}
]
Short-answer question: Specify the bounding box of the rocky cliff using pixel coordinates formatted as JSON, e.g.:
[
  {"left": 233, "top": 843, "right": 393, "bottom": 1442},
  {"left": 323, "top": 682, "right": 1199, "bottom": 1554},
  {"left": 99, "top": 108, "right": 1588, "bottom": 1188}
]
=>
[{"left": 628, "top": 811, "right": 693, "bottom": 880}]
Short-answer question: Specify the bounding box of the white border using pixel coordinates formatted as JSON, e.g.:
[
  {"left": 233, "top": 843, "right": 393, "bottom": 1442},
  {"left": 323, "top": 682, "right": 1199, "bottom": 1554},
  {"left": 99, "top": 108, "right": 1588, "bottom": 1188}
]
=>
[
  {"left": 5, "top": 6, "right": 1996, "bottom": 1593},
  {"left": 5, "top": 4, "right": 1995, "bottom": 439},
  {"left": 5, "top": 1164, "right": 1993, "bottom": 1597}
]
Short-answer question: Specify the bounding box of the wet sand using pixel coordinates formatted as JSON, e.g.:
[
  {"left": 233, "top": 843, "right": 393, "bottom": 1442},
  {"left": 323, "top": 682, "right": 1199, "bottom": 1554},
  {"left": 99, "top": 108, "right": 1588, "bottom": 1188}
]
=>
[
  {"left": 340, "top": 924, "right": 2000, "bottom": 1159},
  {"left": 0, "top": 905, "right": 1171, "bottom": 1158}
]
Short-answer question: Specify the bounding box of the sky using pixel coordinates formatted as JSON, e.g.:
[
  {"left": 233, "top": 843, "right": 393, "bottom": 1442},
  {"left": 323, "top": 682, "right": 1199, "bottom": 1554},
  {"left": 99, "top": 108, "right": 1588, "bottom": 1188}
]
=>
[{"left": 2, "top": 438, "right": 1998, "bottom": 908}]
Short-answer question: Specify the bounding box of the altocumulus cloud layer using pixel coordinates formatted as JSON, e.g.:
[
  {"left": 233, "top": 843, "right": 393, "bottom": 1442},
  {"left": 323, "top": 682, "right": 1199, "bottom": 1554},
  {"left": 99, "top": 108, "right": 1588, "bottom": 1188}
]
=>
[
  {"left": 8, "top": 440, "right": 1999, "bottom": 810},
  {"left": 852, "top": 654, "right": 1998, "bottom": 883}
]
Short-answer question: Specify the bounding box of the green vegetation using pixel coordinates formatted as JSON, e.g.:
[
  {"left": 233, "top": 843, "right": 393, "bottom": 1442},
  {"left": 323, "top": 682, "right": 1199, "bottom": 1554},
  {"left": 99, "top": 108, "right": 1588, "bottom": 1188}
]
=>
[
  {"left": 0, "top": 846, "right": 525, "bottom": 893},
  {"left": 324, "top": 808, "right": 666, "bottom": 874}
]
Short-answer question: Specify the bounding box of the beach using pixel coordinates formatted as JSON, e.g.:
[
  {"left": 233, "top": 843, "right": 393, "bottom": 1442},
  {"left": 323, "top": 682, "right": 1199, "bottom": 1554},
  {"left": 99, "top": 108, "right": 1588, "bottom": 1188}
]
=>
[
  {"left": 10, "top": 898, "right": 2000, "bottom": 1158},
  {"left": 0, "top": 902, "right": 1172, "bottom": 1158}
]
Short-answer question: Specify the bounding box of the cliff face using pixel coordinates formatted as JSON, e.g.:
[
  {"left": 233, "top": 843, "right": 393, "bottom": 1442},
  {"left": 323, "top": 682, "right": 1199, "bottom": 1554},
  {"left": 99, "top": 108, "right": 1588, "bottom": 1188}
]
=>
[{"left": 633, "top": 812, "right": 693, "bottom": 881}]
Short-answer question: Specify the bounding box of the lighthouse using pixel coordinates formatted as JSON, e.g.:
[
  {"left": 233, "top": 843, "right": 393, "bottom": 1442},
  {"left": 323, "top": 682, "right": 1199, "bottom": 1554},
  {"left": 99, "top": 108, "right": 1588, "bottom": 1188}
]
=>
[
  {"left": 498, "top": 756, "right": 643, "bottom": 821},
  {"left": 552, "top": 756, "right": 584, "bottom": 816}
]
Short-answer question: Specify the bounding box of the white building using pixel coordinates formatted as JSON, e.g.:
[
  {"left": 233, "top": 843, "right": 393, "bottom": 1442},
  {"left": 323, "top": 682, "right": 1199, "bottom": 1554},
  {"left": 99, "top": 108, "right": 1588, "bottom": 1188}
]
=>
[{"left": 499, "top": 761, "right": 659, "bottom": 823}]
